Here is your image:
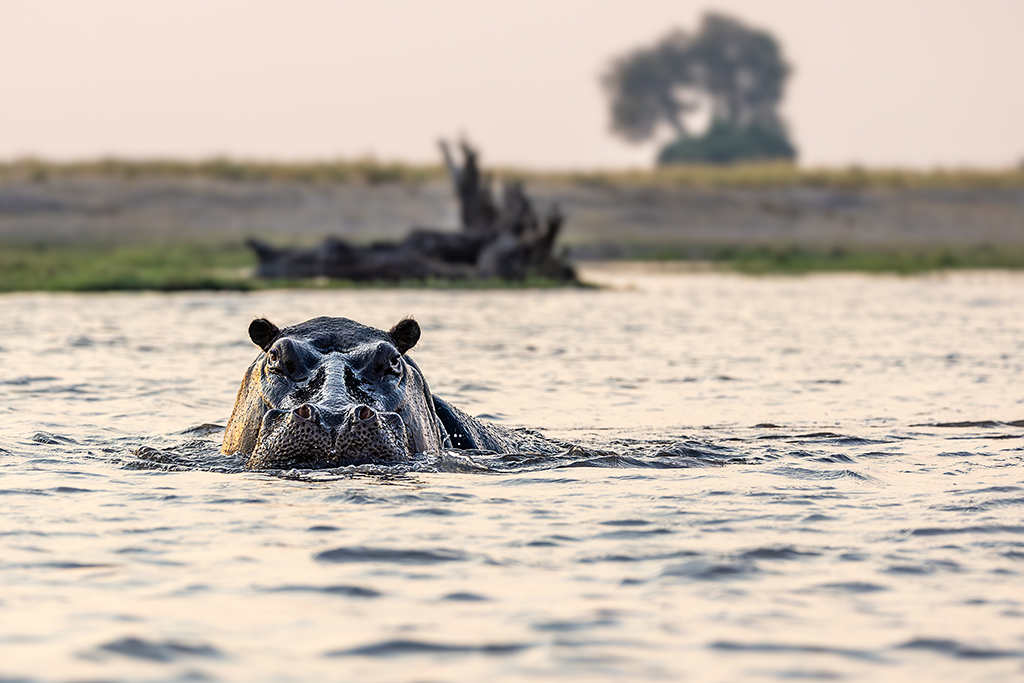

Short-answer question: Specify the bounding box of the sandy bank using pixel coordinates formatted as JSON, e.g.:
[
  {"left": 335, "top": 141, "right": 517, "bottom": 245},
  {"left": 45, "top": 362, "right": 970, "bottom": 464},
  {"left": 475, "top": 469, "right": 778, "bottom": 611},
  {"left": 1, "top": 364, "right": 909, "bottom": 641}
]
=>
[{"left": 1, "top": 176, "right": 1021, "bottom": 254}]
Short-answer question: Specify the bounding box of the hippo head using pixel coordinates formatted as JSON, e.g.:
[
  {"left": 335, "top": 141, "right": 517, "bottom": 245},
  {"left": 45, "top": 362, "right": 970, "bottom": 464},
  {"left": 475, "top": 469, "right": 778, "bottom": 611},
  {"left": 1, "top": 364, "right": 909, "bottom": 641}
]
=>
[{"left": 222, "top": 316, "right": 447, "bottom": 469}]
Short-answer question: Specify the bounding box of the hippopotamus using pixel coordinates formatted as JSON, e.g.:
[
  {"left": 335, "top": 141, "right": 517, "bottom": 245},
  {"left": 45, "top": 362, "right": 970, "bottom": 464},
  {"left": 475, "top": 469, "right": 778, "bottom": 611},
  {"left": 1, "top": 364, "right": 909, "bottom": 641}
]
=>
[{"left": 222, "top": 315, "right": 521, "bottom": 469}]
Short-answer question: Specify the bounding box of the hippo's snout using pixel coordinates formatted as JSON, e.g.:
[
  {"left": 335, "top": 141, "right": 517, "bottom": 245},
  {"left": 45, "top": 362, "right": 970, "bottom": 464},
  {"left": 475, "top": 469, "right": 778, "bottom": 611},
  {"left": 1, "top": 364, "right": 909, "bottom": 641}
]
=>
[
  {"left": 331, "top": 404, "right": 411, "bottom": 464},
  {"left": 245, "top": 402, "right": 412, "bottom": 470}
]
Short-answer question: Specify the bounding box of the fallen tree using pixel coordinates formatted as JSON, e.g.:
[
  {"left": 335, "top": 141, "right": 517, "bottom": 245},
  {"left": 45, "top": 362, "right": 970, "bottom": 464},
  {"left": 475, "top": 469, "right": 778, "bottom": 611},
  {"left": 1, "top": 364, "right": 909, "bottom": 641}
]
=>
[{"left": 249, "top": 141, "right": 576, "bottom": 283}]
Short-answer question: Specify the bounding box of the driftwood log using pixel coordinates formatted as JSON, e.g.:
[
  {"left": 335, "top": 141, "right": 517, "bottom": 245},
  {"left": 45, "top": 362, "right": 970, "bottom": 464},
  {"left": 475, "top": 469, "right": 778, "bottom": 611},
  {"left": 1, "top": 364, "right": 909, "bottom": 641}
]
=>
[{"left": 249, "top": 142, "right": 576, "bottom": 282}]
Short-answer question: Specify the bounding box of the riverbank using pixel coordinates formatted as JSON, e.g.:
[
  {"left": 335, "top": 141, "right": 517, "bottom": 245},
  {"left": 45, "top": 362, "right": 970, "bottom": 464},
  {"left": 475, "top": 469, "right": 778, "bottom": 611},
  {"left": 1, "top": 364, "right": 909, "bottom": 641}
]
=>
[
  {"left": 2, "top": 159, "right": 1023, "bottom": 290},
  {"left": 6, "top": 243, "right": 1024, "bottom": 292}
]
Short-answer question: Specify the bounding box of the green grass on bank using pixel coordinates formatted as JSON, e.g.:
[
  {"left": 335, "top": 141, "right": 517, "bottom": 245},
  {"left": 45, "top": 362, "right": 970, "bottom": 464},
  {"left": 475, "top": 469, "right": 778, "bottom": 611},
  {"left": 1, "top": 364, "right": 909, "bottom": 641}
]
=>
[
  {"left": 0, "top": 242, "right": 258, "bottom": 292},
  {"left": 2, "top": 157, "right": 1024, "bottom": 191},
  {"left": 0, "top": 243, "right": 581, "bottom": 292},
  {"left": 4, "top": 242, "right": 1024, "bottom": 292}
]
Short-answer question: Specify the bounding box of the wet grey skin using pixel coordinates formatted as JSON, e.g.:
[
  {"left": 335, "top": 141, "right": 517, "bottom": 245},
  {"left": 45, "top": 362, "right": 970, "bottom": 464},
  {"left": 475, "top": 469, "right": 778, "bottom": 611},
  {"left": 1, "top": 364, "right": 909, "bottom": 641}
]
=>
[{"left": 222, "top": 316, "right": 517, "bottom": 469}]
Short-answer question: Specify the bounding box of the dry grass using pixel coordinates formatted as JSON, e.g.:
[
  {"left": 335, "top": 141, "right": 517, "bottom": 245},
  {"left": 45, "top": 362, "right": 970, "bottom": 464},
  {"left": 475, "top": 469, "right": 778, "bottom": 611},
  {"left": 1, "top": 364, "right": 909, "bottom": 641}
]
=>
[{"left": 2, "top": 157, "right": 1023, "bottom": 190}]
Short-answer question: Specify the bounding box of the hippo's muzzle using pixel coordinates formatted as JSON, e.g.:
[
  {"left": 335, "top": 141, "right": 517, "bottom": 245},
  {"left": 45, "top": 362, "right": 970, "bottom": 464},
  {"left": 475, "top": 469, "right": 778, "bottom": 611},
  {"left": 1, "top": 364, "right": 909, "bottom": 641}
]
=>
[{"left": 246, "top": 402, "right": 412, "bottom": 469}]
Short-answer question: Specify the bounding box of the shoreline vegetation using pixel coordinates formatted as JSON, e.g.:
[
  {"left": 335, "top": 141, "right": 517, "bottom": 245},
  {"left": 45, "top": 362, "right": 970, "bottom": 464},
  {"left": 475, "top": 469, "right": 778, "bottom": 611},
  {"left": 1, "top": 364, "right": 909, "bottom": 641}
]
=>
[
  {"left": 2, "top": 157, "right": 1024, "bottom": 190},
  {"left": 0, "top": 242, "right": 588, "bottom": 292},
  {"left": 5, "top": 243, "right": 1024, "bottom": 293},
  {"left": 2, "top": 157, "right": 1024, "bottom": 291}
]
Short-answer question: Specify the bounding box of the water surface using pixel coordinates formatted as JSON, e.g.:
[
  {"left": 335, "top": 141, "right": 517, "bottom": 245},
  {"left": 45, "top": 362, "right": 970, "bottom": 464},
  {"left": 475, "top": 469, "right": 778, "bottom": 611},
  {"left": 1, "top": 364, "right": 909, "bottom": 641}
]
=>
[{"left": 2, "top": 266, "right": 1023, "bottom": 682}]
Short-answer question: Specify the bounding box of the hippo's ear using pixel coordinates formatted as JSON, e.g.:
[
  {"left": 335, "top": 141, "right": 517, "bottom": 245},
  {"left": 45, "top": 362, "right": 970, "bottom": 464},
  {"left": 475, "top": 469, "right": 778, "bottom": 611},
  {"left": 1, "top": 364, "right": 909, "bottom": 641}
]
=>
[
  {"left": 248, "top": 318, "right": 281, "bottom": 351},
  {"left": 388, "top": 318, "right": 420, "bottom": 355}
]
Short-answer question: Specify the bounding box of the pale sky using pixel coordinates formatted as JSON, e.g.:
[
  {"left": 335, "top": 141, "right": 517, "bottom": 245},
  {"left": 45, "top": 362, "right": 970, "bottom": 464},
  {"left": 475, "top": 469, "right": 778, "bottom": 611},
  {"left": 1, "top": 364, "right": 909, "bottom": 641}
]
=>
[{"left": 2, "top": 0, "right": 1023, "bottom": 169}]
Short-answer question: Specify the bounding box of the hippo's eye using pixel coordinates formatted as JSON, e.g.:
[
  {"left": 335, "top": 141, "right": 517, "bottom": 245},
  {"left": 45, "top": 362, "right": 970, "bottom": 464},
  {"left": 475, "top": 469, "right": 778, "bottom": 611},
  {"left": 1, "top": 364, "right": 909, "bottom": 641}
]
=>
[
  {"left": 267, "top": 349, "right": 285, "bottom": 375},
  {"left": 388, "top": 355, "right": 402, "bottom": 374}
]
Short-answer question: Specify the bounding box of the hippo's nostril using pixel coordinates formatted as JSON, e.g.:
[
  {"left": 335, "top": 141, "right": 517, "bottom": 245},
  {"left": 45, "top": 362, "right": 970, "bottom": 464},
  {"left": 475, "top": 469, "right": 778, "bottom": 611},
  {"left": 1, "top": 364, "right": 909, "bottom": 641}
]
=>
[
  {"left": 356, "top": 405, "right": 374, "bottom": 421},
  {"left": 295, "top": 404, "right": 312, "bottom": 420}
]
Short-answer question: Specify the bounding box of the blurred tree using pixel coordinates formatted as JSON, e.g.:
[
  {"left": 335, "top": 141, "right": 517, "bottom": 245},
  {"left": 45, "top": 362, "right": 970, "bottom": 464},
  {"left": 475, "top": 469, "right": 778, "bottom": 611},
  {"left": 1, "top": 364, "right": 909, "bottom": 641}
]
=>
[{"left": 604, "top": 12, "right": 796, "bottom": 164}]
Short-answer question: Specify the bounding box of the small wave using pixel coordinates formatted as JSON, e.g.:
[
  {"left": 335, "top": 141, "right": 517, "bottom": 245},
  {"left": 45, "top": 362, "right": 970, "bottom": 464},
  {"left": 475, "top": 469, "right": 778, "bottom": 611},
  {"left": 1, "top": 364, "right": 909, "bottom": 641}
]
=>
[
  {"left": 441, "top": 592, "right": 489, "bottom": 601},
  {"left": 897, "top": 637, "right": 1023, "bottom": 659},
  {"left": 597, "top": 527, "right": 673, "bottom": 539},
  {"left": 791, "top": 433, "right": 890, "bottom": 446},
  {"left": 532, "top": 616, "right": 617, "bottom": 632},
  {"left": 178, "top": 423, "right": 224, "bottom": 436},
  {"left": 740, "top": 545, "right": 821, "bottom": 561},
  {"left": 263, "top": 584, "right": 381, "bottom": 598},
  {"left": 913, "top": 420, "right": 1008, "bottom": 428},
  {"left": 0, "top": 376, "right": 59, "bottom": 386},
  {"left": 908, "top": 525, "right": 1024, "bottom": 536},
  {"left": 95, "top": 636, "right": 222, "bottom": 662},
  {"left": 562, "top": 454, "right": 704, "bottom": 469},
  {"left": 31, "top": 432, "right": 78, "bottom": 445},
  {"left": 766, "top": 466, "right": 874, "bottom": 482},
  {"left": 709, "top": 641, "right": 882, "bottom": 662},
  {"left": 394, "top": 507, "right": 463, "bottom": 517},
  {"left": 578, "top": 550, "right": 698, "bottom": 564},
  {"left": 126, "top": 442, "right": 241, "bottom": 473},
  {"left": 884, "top": 560, "right": 961, "bottom": 575},
  {"left": 803, "top": 514, "right": 837, "bottom": 522},
  {"left": 937, "top": 496, "right": 1024, "bottom": 512},
  {"left": 315, "top": 546, "right": 468, "bottom": 565},
  {"left": 599, "top": 519, "right": 652, "bottom": 527},
  {"left": 326, "top": 639, "right": 530, "bottom": 657},
  {"left": 37, "top": 561, "right": 117, "bottom": 570},
  {"left": 204, "top": 497, "right": 268, "bottom": 505},
  {"left": 952, "top": 485, "right": 1022, "bottom": 495},
  {"left": 805, "top": 581, "right": 888, "bottom": 594},
  {"left": 661, "top": 558, "right": 758, "bottom": 581}
]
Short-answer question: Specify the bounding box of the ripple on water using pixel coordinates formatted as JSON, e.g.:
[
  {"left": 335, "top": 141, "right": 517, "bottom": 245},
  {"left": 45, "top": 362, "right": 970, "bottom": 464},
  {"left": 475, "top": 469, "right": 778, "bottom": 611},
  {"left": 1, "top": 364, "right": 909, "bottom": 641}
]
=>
[
  {"left": 596, "top": 527, "right": 674, "bottom": 540},
  {"left": 31, "top": 432, "right": 78, "bottom": 445},
  {"left": 578, "top": 550, "right": 699, "bottom": 564},
  {"left": 661, "top": 558, "right": 759, "bottom": 581},
  {"left": 95, "top": 636, "right": 223, "bottom": 662},
  {"left": 739, "top": 545, "right": 822, "bottom": 561},
  {"left": 767, "top": 466, "right": 876, "bottom": 482},
  {"left": 708, "top": 641, "right": 883, "bottom": 662},
  {"left": 909, "top": 525, "right": 1024, "bottom": 536},
  {"left": 263, "top": 584, "right": 382, "bottom": 598},
  {"left": 314, "top": 546, "right": 469, "bottom": 565},
  {"left": 394, "top": 507, "right": 464, "bottom": 517},
  {"left": 805, "top": 581, "right": 889, "bottom": 594},
  {"left": 326, "top": 640, "right": 531, "bottom": 657},
  {"left": 884, "top": 560, "right": 962, "bottom": 575},
  {"left": 897, "top": 637, "right": 1024, "bottom": 659},
  {"left": 441, "top": 592, "right": 490, "bottom": 601}
]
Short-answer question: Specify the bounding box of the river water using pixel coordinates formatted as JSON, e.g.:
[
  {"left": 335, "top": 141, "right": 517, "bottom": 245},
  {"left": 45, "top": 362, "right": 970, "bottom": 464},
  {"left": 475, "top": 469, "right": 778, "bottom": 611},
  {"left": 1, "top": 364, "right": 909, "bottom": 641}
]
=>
[{"left": 2, "top": 265, "right": 1023, "bottom": 682}]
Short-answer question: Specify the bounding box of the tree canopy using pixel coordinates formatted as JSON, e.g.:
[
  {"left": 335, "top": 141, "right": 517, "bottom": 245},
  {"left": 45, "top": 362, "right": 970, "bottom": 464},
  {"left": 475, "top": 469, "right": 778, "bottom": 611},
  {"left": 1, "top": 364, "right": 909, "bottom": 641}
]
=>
[{"left": 604, "top": 13, "right": 796, "bottom": 164}]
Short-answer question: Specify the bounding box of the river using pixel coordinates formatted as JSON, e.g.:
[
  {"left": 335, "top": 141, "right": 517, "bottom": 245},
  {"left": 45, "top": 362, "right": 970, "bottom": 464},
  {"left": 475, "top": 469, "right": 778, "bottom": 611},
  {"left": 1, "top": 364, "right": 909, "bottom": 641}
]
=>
[{"left": 2, "top": 265, "right": 1023, "bottom": 682}]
